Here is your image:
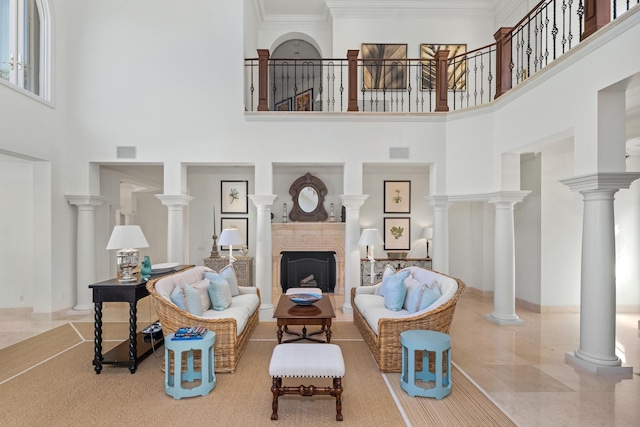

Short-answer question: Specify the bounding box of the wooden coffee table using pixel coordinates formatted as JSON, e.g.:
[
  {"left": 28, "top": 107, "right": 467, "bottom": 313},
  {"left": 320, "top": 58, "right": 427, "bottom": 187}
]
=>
[{"left": 273, "top": 295, "right": 336, "bottom": 343}]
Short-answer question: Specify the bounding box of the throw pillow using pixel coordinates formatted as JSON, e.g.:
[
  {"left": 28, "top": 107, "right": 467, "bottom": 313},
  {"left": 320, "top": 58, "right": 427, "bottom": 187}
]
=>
[
  {"left": 170, "top": 283, "right": 203, "bottom": 316},
  {"left": 191, "top": 278, "right": 212, "bottom": 312},
  {"left": 418, "top": 283, "right": 442, "bottom": 311},
  {"left": 379, "top": 268, "right": 409, "bottom": 297},
  {"left": 219, "top": 264, "right": 240, "bottom": 296},
  {"left": 403, "top": 276, "right": 425, "bottom": 314},
  {"left": 208, "top": 276, "right": 232, "bottom": 311},
  {"left": 383, "top": 273, "right": 407, "bottom": 311}
]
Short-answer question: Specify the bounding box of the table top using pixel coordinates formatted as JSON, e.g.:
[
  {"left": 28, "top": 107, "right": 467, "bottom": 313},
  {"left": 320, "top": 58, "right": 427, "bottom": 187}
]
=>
[
  {"left": 89, "top": 265, "right": 192, "bottom": 289},
  {"left": 273, "top": 294, "right": 335, "bottom": 320}
]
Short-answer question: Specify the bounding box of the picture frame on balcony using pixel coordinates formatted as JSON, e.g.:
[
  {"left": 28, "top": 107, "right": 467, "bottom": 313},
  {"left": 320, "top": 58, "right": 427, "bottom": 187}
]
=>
[
  {"left": 221, "top": 180, "right": 248, "bottom": 214},
  {"left": 384, "top": 217, "right": 411, "bottom": 251},
  {"left": 362, "top": 43, "right": 407, "bottom": 90},
  {"left": 420, "top": 43, "right": 467, "bottom": 91},
  {"left": 275, "top": 97, "right": 292, "bottom": 111},
  {"left": 220, "top": 217, "right": 248, "bottom": 251},
  {"left": 384, "top": 180, "right": 411, "bottom": 213},
  {"left": 295, "top": 89, "right": 313, "bottom": 111}
]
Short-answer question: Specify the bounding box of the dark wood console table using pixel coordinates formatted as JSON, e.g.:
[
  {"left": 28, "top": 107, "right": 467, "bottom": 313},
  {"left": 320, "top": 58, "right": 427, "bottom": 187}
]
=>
[{"left": 89, "top": 265, "right": 192, "bottom": 374}]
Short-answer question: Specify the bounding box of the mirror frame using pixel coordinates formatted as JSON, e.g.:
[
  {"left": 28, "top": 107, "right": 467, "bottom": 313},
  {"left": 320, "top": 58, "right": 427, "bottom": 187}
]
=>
[{"left": 289, "top": 172, "right": 328, "bottom": 222}]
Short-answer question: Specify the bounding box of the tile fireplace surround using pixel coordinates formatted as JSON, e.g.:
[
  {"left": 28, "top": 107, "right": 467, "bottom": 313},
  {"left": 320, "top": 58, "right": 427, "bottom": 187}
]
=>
[{"left": 271, "top": 223, "right": 345, "bottom": 301}]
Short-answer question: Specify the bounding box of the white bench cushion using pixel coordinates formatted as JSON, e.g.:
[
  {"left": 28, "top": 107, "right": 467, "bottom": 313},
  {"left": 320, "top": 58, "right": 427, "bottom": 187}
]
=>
[{"left": 269, "top": 344, "right": 345, "bottom": 378}]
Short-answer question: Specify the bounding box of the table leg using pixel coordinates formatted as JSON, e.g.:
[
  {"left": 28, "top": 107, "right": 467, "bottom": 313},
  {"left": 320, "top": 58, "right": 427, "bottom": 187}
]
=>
[
  {"left": 277, "top": 325, "right": 283, "bottom": 344},
  {"left": 326, "top": 324, "right": 332, "bottom": 343},
  {"left": 93, "top": 302, "right": 103, "bottom": 374},
  {"left": 128, "top": 301, "right": 138, "bottom": 374}
]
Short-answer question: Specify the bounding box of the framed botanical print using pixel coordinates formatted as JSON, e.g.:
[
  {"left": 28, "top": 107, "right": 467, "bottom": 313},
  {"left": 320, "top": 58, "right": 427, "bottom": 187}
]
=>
[
  {"left": 384, "top": 180, "right": 411, "bottom": 213},
  {"left": 420, "top": 43, "right": 467, "bottom": 90},
  {"left": 220, "top": 217, "right": 248, "bottom": 251},
  {"left": 384, "top": 217, "right": 411, "bottom": 251},
  {"left": 221, "top": 180, "right": 248, "bottom": 214},
  {"left": 362, "top": 43, "right": 407, "bottom": 90}
]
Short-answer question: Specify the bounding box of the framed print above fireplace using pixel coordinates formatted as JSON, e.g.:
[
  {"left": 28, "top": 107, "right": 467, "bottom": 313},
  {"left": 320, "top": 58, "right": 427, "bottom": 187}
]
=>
[
  {"left": 384, "top": 180, "right": 411, "bottom": 213},
  {"left": 384, "top": 217, "right": 411, "bottom": 251},
  {"left": 221, "top": 180, "right": 248, "bottom": 214},
  {"left": 220, "top": 217, "right": 248, "bottom": 251}
]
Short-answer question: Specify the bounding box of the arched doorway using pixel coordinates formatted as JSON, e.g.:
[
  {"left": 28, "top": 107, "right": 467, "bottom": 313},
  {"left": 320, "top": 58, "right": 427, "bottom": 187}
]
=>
[{"left": 270, "top": 39, "right": 322, "bottom": 111}]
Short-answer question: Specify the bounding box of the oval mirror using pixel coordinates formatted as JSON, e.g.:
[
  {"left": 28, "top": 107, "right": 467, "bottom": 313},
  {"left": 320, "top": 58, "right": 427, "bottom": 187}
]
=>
[{"left": 298, "top": 186, "right": 318, "bottom": 213}]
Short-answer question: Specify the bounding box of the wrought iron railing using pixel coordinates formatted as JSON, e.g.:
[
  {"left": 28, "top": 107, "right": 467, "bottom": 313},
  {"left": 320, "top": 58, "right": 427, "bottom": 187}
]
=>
[{"left": 244, "top": 0, "right": 638, "bottom": 113}]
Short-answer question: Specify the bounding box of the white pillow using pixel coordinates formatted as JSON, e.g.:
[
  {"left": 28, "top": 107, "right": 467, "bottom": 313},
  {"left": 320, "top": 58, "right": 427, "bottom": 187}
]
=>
[
  {"left": 191, "top": 278, "right": 211, "bottom": 312},
  {"left": 170, "top": 283, "right": 203, "bottom": 316},
  {"left": 403, "top": 276, "right": 424, "bottom": 313}
]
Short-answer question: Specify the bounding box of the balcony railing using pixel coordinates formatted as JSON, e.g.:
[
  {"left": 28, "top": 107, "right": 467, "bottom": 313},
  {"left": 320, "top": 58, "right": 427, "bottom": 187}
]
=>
[{"left": 244, "top": 0, "right": 638, "bottom": 113}]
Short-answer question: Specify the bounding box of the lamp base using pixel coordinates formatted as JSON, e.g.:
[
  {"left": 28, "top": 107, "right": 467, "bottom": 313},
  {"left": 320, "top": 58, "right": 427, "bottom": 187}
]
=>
[{"left": 116, "top": 249, "right": 139, "bottom": 284}]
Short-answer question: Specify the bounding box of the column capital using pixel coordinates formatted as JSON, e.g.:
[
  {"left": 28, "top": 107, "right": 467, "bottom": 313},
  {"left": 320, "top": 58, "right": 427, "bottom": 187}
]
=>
[
  {"left": 64, "top": 195, "right": 108, "bottom": 207},
  {"left": 423, "top": 195, "right": 449, "bottom": 207},
  {"left": 488, "top": 191, "right": 530, "bottom": 206},
  {"left": 339, "top": 194, "right": 368, "bottom": 209},
  {"left": 560, "top": 172, "right": 640, "bottom": 192},
  {"left": 248, "top": 194, "right": 277, "bottom": 208},
  {"left": 155, "top": 194, "right": 194, "bottom": 206}
]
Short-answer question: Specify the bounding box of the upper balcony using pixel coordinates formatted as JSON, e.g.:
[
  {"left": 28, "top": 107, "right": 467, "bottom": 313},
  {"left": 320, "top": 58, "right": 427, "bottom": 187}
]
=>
[{"left": 244, "top": 0, "right": 638, "bottom": 115}]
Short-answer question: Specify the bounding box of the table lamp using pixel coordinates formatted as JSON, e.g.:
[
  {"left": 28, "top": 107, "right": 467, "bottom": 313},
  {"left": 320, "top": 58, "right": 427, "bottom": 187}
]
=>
[
  {"left": 218, "top": 228, "right": 244, "bottom": 265},
  {"left": 106, "top": 225, "right": 149, "bottom": 283},
  {"left": 358, "top": 228, "right": 384, "bottom": 284},
  {"left": 421, "top": 227, "right": 433, "bottom": 258}
]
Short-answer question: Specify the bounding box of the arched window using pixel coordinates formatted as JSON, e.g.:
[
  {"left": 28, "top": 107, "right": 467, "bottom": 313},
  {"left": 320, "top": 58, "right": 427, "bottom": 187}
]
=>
[{"left": 0, "top": 0, "right": 50, "bottom": 100}]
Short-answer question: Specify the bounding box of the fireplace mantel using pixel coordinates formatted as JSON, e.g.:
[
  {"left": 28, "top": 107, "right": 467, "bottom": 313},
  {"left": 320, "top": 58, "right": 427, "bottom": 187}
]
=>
[{"left": 271, "top": 222, "right": 345, "bottom": 298}]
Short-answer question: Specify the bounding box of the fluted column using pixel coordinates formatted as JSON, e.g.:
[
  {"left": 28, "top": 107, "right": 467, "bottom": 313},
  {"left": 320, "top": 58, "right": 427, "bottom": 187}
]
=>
[
  {"left": 65, "top": 195, "right": 107, "bottom": 311},
  {"left": 561, "top": 173, "right": 640, "bottom": 374},
  {"left": 338, "top": 194, "right": 368, "bottom": 313},
  {"left": 156, "top": 194, "right": 194, "bottom": 264},
  {"left": 424, "top": 196, "right": 450, "bottom": 274},
  {"left": 486, "top": 191, "right": 529, "bottom": 326},
  {"left": 248, "top": 194, "right": 277, "bottom": 320}
]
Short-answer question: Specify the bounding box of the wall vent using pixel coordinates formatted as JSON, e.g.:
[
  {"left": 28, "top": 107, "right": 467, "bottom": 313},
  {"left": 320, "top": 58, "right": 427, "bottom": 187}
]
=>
[
  {"left": 389, "top": 147, "right": 409, "bottom": 159},
  {"left": 117, "top": 146, "right": 136, "bottom": 159}
]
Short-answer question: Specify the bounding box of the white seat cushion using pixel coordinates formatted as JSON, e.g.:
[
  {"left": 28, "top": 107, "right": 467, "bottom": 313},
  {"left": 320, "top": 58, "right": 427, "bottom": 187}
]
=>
[{"left": 269, "top": 344, "right": 345, "bottom": 378}]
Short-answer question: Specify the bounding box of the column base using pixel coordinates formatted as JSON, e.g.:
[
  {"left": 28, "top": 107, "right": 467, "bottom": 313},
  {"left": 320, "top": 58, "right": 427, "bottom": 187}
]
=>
[
  {"left": 72, "top": 304, "right": 93, "bottom": 312},
  {"left": 565, "top": 351, "right": 633, "bottom": 377},
  {"left": 341, "top": 302, "right": 353, "bottom": 314},
  {"left": 259, "top": 304, "right": 274, "bottom": 321},
  {"left": 485, "top": 313, "right": 524, "bottom": 326}
]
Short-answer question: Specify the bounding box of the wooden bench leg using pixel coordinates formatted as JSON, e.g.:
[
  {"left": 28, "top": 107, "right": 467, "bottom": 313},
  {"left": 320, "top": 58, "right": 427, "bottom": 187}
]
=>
[
  {"left": 271, "top": 377, "right": 282, "bottom": 420},
  {"left": 334, "top": 377, "right": 343, "bottom": 421}
]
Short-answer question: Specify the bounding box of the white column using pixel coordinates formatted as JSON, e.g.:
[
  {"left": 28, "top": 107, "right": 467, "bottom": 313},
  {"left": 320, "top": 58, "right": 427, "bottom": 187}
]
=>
[
  {"left": 156, "top": 194, "right": 194, "bottom": 264},
  {"left": 486, "top": 191, "right": 529, "bottom": 326},
  {"left": 65, "top": 195, "right": 107, "bottom": 311},
  {"left": 561, "top": 173, "right": 640, "bottom": 374},
  {"left": 338, "top": 194, "right": 368, "bottom": 313},
  {"left": 424, "top": 195, "right": 450, "bottom": 274},
  {"left": 248, "top": 194, "right": 277, "bottom": 320}
]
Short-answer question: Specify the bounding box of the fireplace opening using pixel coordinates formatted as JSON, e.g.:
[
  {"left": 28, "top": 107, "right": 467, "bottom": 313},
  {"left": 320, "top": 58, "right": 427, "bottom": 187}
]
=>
[{"left": 280, "top": 251, "right": 336, "bottom": 293}]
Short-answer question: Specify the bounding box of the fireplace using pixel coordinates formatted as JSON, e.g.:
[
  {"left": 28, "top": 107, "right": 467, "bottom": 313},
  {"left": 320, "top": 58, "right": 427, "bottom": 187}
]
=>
[{"left": 280, "top": 251, "right": 336, "bottom": 293}]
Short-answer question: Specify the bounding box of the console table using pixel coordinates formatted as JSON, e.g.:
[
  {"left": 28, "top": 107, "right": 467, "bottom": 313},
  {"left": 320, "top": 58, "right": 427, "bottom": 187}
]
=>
[
  {"left": 360, "top": 258, "right": 432, "bottom": 286},
  {"left": 89, "top": 265, "right": 192, "bottom": 374},
  {"left": 203, "top": 255, "right": 254, "bottom": 286}
]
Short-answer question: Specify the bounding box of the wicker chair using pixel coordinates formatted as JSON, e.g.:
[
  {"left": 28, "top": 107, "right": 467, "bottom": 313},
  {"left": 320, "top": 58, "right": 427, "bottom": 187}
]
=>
[
  {"left": 351, "top": 270, "right": 466, "bottom": 373},
  {"left": 146, "top": 268, "right": 260, "bottom": 373}
]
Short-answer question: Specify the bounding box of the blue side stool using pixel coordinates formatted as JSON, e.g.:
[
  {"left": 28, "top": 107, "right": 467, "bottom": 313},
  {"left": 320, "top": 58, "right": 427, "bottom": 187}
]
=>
[
  {"left": 400, "top": 330, "right": 452, "bottom": 399},
  {"left": 164, "top": 330, "right": 216, "bottom": 399}
]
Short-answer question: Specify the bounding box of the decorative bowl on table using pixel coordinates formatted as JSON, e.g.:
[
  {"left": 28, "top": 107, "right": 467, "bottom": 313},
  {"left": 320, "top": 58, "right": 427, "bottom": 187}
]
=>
[{"left": 288, "top": 293, "right": 322, "bottom": 306}]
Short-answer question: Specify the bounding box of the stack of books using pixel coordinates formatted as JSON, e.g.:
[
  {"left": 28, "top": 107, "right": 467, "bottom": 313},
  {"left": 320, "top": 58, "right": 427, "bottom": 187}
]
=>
[{"left": 171, "top": 326, "right": 207, "bottom": 340}]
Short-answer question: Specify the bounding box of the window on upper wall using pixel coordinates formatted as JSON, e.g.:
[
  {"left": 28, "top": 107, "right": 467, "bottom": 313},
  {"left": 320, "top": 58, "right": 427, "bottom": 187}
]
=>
[{"left": 0, "top": 0, "right": 49, "bottom": 100}]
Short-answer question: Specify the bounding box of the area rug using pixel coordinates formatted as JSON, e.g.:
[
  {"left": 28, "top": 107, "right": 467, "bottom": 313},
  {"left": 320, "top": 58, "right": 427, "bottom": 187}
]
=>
[{"left": 0, "top": 321, "right": 516, "bottom": 426}]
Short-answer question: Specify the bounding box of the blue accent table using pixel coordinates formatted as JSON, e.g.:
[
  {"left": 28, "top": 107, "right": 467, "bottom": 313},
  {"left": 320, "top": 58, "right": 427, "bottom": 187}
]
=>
[
  {"left": 164, "top": 330, "right": 216, "bottom": 399},
  {"left": 400, "top": 330, "right": 452, "bottom": 399}
]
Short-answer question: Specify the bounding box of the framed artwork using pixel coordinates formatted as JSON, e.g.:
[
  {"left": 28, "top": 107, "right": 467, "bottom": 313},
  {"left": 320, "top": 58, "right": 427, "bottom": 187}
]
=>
[
  {"left": 221, "top": 180, "right": 248, "bottom": 214},
  {"left": 362, "top": 43, "right": 407, "bottom": 90},
  {"left": 220, "top": 217, "right": 248, "bottom": 251},
  {"left": 420, "top": 44, "right": 467, "bottom": 90},
  {"left": 275, "top": 97, "right": 292, "bottom": 111},
  {"left": 295, "top": 89, "right": 313, "bottom": 111},
  {"left": 384, "top": 180, "right": 411, "bottom": 213},
  {"left": 384, "top": 217, "right": 411, "bottom": 251}
]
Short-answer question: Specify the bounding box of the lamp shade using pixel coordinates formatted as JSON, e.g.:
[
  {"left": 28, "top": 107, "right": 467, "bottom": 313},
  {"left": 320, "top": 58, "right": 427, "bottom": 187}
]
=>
[
  {"left": 421, "top": 227, "right": 433, "bottom": 240},
  {"left": 106, "top": 225, "right": 149, "bottom": 250},
  {"left": 218, "top": 228, "right": 244, "bottom": 247},
  {"left": 358, "top": 228, "right": 384, "bottom": 246}
]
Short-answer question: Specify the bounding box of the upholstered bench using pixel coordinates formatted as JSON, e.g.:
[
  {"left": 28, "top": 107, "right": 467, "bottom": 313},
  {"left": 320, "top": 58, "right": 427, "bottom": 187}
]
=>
[{"left": 269, "top": 343, "right": 345, "bottom": 421}]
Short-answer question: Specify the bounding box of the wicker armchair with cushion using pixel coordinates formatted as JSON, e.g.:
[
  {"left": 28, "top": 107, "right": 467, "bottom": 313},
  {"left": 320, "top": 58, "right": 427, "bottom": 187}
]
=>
[
  {"left": 146, "top": 265, "right": 260, "bottom": 373},
  {"left": 351, "top": 266, "right": 465, "bottom": 372}
]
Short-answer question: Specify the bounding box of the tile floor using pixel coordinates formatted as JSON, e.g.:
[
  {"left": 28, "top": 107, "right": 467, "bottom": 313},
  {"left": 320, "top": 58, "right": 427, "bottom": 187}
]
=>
[{"left": 1, "top": 292, "right": 639, "bottom": 426}]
